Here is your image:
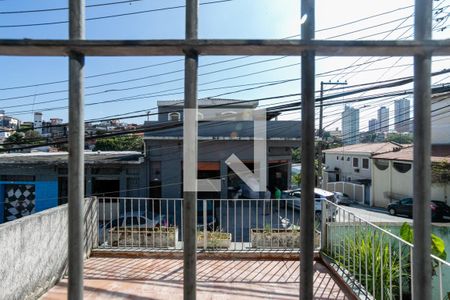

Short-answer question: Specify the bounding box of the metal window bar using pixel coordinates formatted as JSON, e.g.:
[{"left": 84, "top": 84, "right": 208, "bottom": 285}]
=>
[{"left": 1, "top": 0, "right": 441, "bottom": 297}]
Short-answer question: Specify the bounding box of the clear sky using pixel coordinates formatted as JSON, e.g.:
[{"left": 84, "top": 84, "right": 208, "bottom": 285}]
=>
[{"left": 0, "top": 0, "right": 448, "bottom": 133}]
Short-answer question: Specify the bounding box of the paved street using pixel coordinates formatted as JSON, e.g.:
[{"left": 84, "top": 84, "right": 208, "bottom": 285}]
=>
[{"left": 335, "top": 204, "right": 412, "bottom": 224}]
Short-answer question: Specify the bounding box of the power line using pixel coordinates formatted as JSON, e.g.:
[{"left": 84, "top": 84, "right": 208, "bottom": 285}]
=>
[
  {"left": 0, "top": 0, "right": 145, "bottom": 15},
  {"left": 0, "top": 0, "right": 233, "bottom": 28}
]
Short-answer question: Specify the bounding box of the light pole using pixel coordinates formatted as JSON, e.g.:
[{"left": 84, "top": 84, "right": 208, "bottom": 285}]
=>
[{"left": 317, "top": 81, "right": 347, "bottom": 188}]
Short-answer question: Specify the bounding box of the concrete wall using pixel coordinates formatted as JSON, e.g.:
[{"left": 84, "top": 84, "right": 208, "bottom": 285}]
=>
[
  {"left": 0, "top": 197, "right": 98, "bottom": 300},
  {"left": 371, "top": 160, "right": 450, "bottom": 207},
  {"left": 324, "top": 153, "right": 372, "bottom": 182}
]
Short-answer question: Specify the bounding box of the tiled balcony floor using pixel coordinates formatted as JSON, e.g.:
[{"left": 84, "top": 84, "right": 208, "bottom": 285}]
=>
[{"left": 41, "top": 257, "right": 352, "bottom": 300}]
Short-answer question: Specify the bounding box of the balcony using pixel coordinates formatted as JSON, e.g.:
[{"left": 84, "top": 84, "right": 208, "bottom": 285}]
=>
[{"left": 1, "top": 197, "right": 448, "bottom": 299}]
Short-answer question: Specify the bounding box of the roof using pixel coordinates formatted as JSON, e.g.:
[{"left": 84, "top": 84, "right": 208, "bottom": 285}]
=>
[
  {"left": 0, "top": 151, "right": 144, "bottom": 166},
  {"left": 143, "top": 120, "right": 301, "bottom": 140},
  {"left": 157, "top": 98, "right": 258, "bottom": 108},
  {"left": 323, "top": 142, "right": 404, "bottom": 156},
  {"left": 372, "top": 145, "right": 450, "bottom": 163}
]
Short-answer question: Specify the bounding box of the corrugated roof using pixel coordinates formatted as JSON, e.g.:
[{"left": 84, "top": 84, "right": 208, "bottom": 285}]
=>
[
  {"left": 372, "top": 145, "right": 450, "bottom": 163},
  {"left": 0, "top": 151, "right": 144, "bottom": 165},
  {"left": 323, "top": 142, "right": 404, "bottom": 155}
]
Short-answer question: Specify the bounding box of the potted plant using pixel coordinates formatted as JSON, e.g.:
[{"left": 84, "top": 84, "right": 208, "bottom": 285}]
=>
[
  {"left": 197, "top": 231, "right": 232, "bottom": 249},
  {"left": 110, "top": 226, "right": 178, "bottom": 248}
]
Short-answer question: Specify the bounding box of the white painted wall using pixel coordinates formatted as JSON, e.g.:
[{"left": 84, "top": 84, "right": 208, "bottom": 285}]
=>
[
  {"left": 324, "top": 152, "right": 372, "bottom": 182},
  {"left": 372, "top": 160, "right": 450, "bottom": 207}
]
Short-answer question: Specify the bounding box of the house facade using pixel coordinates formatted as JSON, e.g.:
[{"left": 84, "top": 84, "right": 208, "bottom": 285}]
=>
[
  {"left": 322, "top": 142, "right": 404, "bottom": 205},
  {"left": 0, "top": 151, "right": 145, "bottom": 223},
  {"left": 371, "top": 146, "right": 450, "bottom": 207},
  {"left": 144, "top": 99, "right": 301, "bottom": 199}
]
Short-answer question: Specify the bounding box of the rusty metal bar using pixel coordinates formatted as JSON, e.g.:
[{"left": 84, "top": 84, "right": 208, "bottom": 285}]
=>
[
  {"left": 413, "top": 0, "right": 433, "bottom": 299},
  {"left": 300, "top": 0, "right": 315, "bottom": 299},
  {"left": 183, "top": 0, "right": 199, "bottom": 299},
  {"left": 68, "top": 0, "right": 85, "bottom": 299},
  {"left": 0, "top": 40, "right": 449, "bottom": 56}
]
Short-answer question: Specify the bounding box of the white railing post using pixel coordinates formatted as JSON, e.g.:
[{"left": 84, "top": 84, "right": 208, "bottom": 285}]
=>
[
  {"left": 203, "top": 199, "right": 207, "bottom": 250},
  {"left": 321, "top": 200, "right": 327, "bottom": 251}
]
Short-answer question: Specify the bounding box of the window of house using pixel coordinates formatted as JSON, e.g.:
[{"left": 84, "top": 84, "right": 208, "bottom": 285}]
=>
[
  {"left": 362, "top": 158, "right": 369, "bottom": 169},
  {"left": 168, "top": 112, "right": 181, "bottom": 121},
  {"left": 336, "top": 156, "right": 339, "bottom": 160},
  {"left": 393, "top": 162, "right": 412, "bottom": 173},
  {"left": 346, "top": 157, "right": 350, "bottom": 161},
  {"left": 353, "top": 157, "right": 359, "bottom": 168},
  {"left": 374, "top": 159, "right": 389, "bottom": 171}
]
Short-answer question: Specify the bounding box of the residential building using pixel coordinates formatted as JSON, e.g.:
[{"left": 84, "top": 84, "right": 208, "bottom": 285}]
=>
[
  {"left": 323, "top": 142, "right": 405, "bottom": 205},
  {"left": 0, "top": 151, "right": 145, "bottom": 224},
  {"left": 0, "top": 110, "right": 20, "bottom": 131},
  {"left": 144, "top": 99, "right": 301, "bottom": 199},
  {"left": 342, "top": 105, "right": 359, "bottom": 145},
  {"left": 377, "top": 106, "right": 389, "bottom": 132},
  {"left": 33, "top": 112, "right": 43, "bottom": 135},
  {"left": 371, "top": 145, "right": 450, "bottom": 207},
  {"left": 394, "top": 99, "right": 411, "bottom": 133}
]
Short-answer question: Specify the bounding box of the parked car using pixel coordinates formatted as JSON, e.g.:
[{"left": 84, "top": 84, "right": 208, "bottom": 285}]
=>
[
  {"left": 281, "top": 188, "right": 337, "bottom": 217},
  {"left": 99, "top": 212, "right": 166, "bottom": 245},
  {"left": 334, "top": 192, "right": 353, "bottom": 206},
  {"left": 387, "top": 198, "right": 450, "bottom": 221}
]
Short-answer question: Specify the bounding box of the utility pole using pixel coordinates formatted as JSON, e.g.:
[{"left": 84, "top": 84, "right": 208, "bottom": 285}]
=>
[{"left": 317, "top": 81, "right": 347, "bottom": 188}]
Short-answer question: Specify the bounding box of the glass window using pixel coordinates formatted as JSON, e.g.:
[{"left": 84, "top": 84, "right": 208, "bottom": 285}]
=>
[
  {"left": 353, "top": 158, "right": 359, "bottom": 168},
  {"left": 393, "top": 162, "right": 412, "bottom": 173},
  {"left": 374, "top": 159, "right": 389, "bottom": 171},
  {"left": 362, "top": 158, "right": 369, "bottom": 169}
]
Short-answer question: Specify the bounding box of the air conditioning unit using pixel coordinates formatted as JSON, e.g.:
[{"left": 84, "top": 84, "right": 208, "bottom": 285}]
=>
[{"left": 354, "top": 168, "right": 360, "bottom": 173}]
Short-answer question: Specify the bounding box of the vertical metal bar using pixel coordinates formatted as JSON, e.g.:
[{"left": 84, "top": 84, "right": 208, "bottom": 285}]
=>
[
  {"left": 399, "top": 240, "right": 403, "bottom": 300},
  {"left": 300, "top": 0, "right": 315, "bottom": 298},
  {"left": 439, "top": 261, "right": 443, "bottom": 300},
  {"left": 203, "top": 199, "right": 207, "bottom": 250},
  {"left": 109, "top": 198, "right": 113, "bottom": 248},
  {"left": 145, "top": 199, "right": 148, "bottom": 248},
  {"left": 241, "top": 199, "right": 244, "bottom": 249},
  {"left": 320, "top": 201, "right": 326, "bottom": 251},
  {"left": 183, "top": 0, "right": 198, "bottom": 298},
  {"left": 413, "top": 1, "right": 432, "bottom": 300},
  {"left": 68, "top": 0, "right": 85, "bottom": 296}
]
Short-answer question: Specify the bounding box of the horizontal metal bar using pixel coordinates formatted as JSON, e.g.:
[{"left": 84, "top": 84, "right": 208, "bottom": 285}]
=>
[{"left": 0, "top": 39, "right": 449, "bottom": 56}]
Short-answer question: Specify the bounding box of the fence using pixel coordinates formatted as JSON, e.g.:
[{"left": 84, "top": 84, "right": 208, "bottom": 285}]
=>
[
  {"left": 326, "top": 181, "right": 366, "bottom": 204},
  {"left": 98, "top": 197, "right": 324, "bottom": 251},
  {"left": 321, "top": 199, "right": 450, "bottom": 300}
]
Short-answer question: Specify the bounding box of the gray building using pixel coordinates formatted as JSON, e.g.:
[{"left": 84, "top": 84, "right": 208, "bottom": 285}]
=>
[
  {"left": 377, "top": 106, "right": 389, "bottom": 132},
  {"left": 368, "top": 119, "right": 379, "bottom": 133},
  {"left": 342, "top": 105, "right": 360, "bottom": 145},
  {"left": 144, "top": 99, "right": 301, "bottom": 199},
  {"left": 394, "top": 99, "right": 411, "bottom": 133}
]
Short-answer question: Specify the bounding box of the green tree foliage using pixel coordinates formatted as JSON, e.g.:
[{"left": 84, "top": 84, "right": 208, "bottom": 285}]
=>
[
  {"left": 386, "top": 132, "right": 413, "bottom": 144},
  {"left": 93, "top": 134, "right": 143, "bottom": 152},
  {"left": 4, "top": 130, "right": 44, "bottom": 149}
]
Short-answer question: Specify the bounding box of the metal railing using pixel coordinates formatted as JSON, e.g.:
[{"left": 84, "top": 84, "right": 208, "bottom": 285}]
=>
[
  {"left": 321, "top": 199, "right": 450, "bottom": 300},
  {"left": 98, "top": 197, "right": 323, "bottom": 251}
]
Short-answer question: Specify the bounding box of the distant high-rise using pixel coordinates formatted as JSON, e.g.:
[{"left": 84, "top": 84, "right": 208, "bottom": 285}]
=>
[
  {"left": 368, "top": 119, "right": 379, "bottom": 133},
  {"left": 342, "top": 105, "right": 360, "bottom": 145},
  {"left": 394, "top": 99, "right": 411, "bottom": 132},
  {"left": 377, "top": 106, "right": 389, "bottom": 132}
]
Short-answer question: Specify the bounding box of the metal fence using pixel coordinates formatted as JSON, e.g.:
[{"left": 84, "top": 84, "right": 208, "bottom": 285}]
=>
[
  {"left": 326, "top": 181, "right": 366, "bottom": 204},
  {"left": 322, "top": 199, "right": 450, "bottom": 300},
  {"left": 98, "top": 197, "right": 323, "bottom": 251}
]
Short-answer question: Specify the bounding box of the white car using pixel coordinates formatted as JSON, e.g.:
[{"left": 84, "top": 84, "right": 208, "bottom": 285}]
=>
[{"left": 282, "top": 188, "right": 337, "bottom": 217}]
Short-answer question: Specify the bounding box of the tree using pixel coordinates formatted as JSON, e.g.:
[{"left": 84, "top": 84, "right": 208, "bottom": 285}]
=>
[
  {"left": 93, "top": 134, "right": 143, "bottom": 152},
  {"left": 386, "top": 132, "right": 413, "bottom": 144},
  {"left": 291, "top": 147, "right": 301, "bottom": 163},
  {"left": 4, "top": 130, "right": 44, "bottom": 149}
]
